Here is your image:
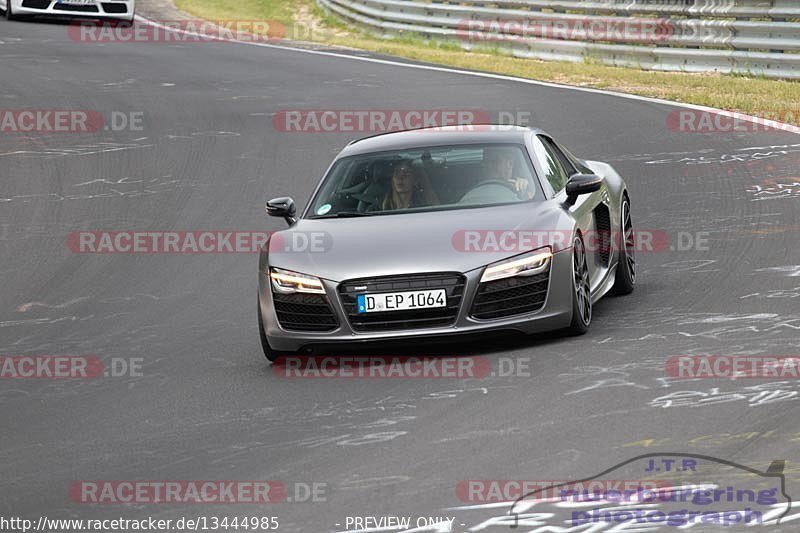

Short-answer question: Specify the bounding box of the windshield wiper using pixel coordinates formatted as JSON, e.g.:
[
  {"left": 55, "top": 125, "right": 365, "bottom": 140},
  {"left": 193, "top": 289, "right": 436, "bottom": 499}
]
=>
[{"left": 311, "top": 211, "right": 374, "bottom": 219}]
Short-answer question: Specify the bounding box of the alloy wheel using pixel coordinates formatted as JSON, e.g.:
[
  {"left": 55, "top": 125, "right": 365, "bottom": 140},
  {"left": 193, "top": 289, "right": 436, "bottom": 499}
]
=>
[{"left": 573, "top": 237, "right": 591, "bottom": 326}]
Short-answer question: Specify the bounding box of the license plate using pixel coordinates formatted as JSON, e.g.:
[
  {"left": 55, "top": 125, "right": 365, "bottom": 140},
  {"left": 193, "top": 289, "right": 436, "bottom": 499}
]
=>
[
  {"left": 357, "top": 289, "right": 447, "bottom": 313},
  {"left": 57, "top": 0, "right": 96, "bottom": 5}
]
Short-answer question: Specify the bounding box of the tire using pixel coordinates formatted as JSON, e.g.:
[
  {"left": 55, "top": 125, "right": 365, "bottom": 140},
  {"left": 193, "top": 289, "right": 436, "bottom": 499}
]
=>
[
  {"left": 611, "top": 195, "right": 636, "bottom": 295},
  {"left": 5, "top": 0, "right": 17, "bottom": 20},
  {"left": 566, "top": 234, "right": 592, "bottom": 335},
  {"left": 258, "top": 298, "right": 298, "bottom": 363}
]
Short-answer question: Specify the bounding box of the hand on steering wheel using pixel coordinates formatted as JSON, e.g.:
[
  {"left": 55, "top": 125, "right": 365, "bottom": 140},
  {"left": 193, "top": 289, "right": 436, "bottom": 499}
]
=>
[
  {"left": 474, "top": 179, "right": 520, "bottom": 195},
  {"left": 476, "top": 179, "right": 532, "bottom": 199},
  {"left": 508, "top": 178, "right": 534, "bottom": 199}
]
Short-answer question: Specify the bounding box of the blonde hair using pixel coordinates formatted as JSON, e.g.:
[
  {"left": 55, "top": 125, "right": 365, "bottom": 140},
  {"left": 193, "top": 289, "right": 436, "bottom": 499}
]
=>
[{"left": 381, "top": 162, "right": 439, "bottom": 210}]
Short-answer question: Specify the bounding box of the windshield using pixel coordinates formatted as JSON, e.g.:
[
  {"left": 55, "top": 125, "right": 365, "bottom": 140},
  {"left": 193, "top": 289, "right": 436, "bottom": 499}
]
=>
[{"left": 306, "top": 143, "right": 542, "bottom": 218}]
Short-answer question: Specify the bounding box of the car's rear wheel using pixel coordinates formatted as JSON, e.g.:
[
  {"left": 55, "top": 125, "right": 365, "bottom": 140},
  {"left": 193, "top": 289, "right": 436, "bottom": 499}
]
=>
[
  {"left": 566, "top": 234, "right": 591, "bottom": 335},
  {"left": 258, "top": 298, "right": 300, "bottom": 363},
  {"left": 612, "top": 196, "right": 636, "bottom": 295}
]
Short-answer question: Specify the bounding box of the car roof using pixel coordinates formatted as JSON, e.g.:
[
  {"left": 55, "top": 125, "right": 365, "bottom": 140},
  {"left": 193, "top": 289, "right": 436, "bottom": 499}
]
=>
[{"left": 336, "top": 125, "right": 549, "bottom": 157}]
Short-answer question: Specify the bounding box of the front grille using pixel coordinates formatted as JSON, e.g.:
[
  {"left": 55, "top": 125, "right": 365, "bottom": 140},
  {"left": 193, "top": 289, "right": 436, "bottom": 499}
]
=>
[
  {"left": 470, "top": 271, "right": 549, "bottom": 320},
  {"left": 101, "top": 2, "right": 128, "bottom": 13},
  {"left": 272, "top": 292, "right": 338, "bottom": 332},
  {"left": 339, "top": 272, "right": 465, "bottom": 332},
  {"left": 52, "top": 3, "right": 100, "bottom": 12},
  {"left": 595, "top": 205, "right": 612, "bottom": 266},
  {"left": 21, "top": 0, "right": 50, "bottom": 8}
]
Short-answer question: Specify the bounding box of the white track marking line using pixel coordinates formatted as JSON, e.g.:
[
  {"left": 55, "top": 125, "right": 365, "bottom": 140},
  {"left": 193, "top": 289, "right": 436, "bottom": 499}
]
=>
[{"left": 134, "top": 15, "right": 800, "bottom": 136}]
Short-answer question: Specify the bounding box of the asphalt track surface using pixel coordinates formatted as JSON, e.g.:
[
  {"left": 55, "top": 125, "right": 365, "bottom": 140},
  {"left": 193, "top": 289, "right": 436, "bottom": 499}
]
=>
[{"left": 2, "top": 11, "right": 800, "bottom": 533}]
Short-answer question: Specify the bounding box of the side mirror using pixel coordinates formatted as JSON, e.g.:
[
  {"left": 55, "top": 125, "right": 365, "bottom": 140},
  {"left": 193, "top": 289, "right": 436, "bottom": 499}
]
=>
[
  {"left": 564, "top": 174, "right": 603, "bottom": 206},
  {"left": 266, "top": 197, "right": 297, "bottom": 225}
]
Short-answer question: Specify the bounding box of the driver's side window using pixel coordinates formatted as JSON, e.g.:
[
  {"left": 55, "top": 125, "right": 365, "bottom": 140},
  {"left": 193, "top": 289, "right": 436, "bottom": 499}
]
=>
[{"left": 532, "top": 135, "right": 570, "bottom": 192}]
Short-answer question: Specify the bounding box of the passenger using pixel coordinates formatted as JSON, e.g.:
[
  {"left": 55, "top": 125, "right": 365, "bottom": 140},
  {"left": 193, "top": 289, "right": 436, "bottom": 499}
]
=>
[
  {"left": 484, "top": 147, "right": 534, "bottom": 199},
  {"left": 381, "top": 160, "right": 439, "bottom": 210}
]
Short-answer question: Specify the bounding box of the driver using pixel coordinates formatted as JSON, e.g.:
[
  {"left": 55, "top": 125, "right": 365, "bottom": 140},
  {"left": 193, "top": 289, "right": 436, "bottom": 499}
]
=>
[{"left": 483, "top": 147, "right": 534, "bottom": 199}]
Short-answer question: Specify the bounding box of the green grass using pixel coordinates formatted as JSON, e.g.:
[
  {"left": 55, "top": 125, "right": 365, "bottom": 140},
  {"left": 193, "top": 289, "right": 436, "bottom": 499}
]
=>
[
  {"left": 176, "top": 0, "right": 298, "bottom": 22},
  {"left": 174, "top": 0, "right": 800, "bottom": 125}
]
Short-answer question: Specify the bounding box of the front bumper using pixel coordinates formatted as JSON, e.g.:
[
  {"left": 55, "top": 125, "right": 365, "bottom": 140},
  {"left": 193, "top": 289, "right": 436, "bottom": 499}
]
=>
[
  {"left": 259, "top": 248, "right": 574, "bottom": 352},
  {"left": 11, "top": 0, "right": 135, "bottom": 19}
]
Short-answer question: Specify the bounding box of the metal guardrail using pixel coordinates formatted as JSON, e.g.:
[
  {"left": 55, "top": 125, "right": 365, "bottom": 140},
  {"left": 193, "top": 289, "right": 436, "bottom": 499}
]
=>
[{"left": 318, "top": 0, "right": 800, "bottom": 79}]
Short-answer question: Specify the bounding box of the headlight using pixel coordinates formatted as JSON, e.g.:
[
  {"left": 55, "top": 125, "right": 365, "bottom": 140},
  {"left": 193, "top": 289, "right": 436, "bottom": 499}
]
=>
[
  {"left": 269, "top": 267, "right": 326, "bottom": 294},
  {"left": 480, "top": 247, "right": 552, "bottom": 283}
]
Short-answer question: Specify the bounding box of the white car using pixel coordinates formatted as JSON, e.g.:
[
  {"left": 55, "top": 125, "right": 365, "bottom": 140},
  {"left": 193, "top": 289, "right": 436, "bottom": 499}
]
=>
[{"left": 2, "top": 0, "right": 135, "bottom": 22}]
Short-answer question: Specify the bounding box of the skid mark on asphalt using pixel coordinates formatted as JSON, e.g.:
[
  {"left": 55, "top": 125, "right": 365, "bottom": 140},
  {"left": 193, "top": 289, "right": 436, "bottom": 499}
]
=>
[
  {"left": 651, "top": 259, "right": 719, "bottom": 273},
  {"left": 74, "top": 176, "right": 152, "bottom": 187},
  {"left": 741, "top": 287, "right": 800, "bottom": 299},
  {"left": 650, "top": 383, "right": 799, "bottom": 409},
  {"left": 14, "top": 293, "right": 166, "bottom": 314},
  {"left": 0, "top": 142, "right": 154, "bottom": 159},
  {"left": 0, "top": 176, "right": 192, "bottom": 203},
  {"left": 747, "top": 180, "right": 800, "bottom": 201},
  {"left": 756, "top": 266, "right": 800, "bottom": 277},
  {"left": 590, "top": 310, "right": 800, "bottom": 342},
  {"left": 339, "top": 476, "right": 412, "bottom": 490},
  {"left": 162, "top": 130, "right": 241, "bottom": 139},
  {"left": 16, "top": 297, "right": 91, "bottom": 313},
  {"left": 0, "top": 315, "right": 94, "bottom": 328},
  {"left": 432, "top": 427, "right": 523, "bottom": 445},
  {"left": 559, "top": 360, "right": 664, "bottom": 395},
  {"left": 691, "top": 313, "right": 779, "bottom": 324},
  {"left": 608, "top": 148, "right": 717, "bottom": 163},
  {"left": 558, "top": 349, "right": 800, "bottom": 410},
  {"left": 639, "top": 143, "right": 800, "bottom": 166}
]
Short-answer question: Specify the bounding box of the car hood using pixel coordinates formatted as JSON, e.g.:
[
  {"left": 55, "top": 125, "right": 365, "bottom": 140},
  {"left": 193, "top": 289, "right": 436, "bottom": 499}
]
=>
[{"left": 267, "top": 202, "right": 571, "bottom": 282}]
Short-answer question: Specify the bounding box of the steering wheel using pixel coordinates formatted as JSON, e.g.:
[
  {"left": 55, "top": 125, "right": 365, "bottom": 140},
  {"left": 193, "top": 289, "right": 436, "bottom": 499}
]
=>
[
  {"left": 471, "top": 179, "right": 519, "bottom": 194},
  {"left": 459, "top": 179, "right": 521, "bottom": 205},
  {"left": 464, "top": 179, "right": 519, "bottom": 198}
]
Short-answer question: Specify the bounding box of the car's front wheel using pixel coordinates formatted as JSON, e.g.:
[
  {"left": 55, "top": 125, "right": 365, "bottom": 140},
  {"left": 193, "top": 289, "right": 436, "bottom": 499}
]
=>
[
  {"left": 258, "top": 298, "right": 299, "bottom": 363},
  {"left": 566, "top": 234, "right": 591, "bottom": 335},
  {"left": 612, "top": 196, "right": 635, "bottom": 295},
  {"left": 4, "top": 0, "right": 17, "bottom": 20}
]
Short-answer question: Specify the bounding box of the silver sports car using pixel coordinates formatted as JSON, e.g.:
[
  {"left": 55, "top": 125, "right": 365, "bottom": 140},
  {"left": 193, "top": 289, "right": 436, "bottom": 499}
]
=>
[{"left": 258, "top": 125, "right": 635, "bottom": 361}]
